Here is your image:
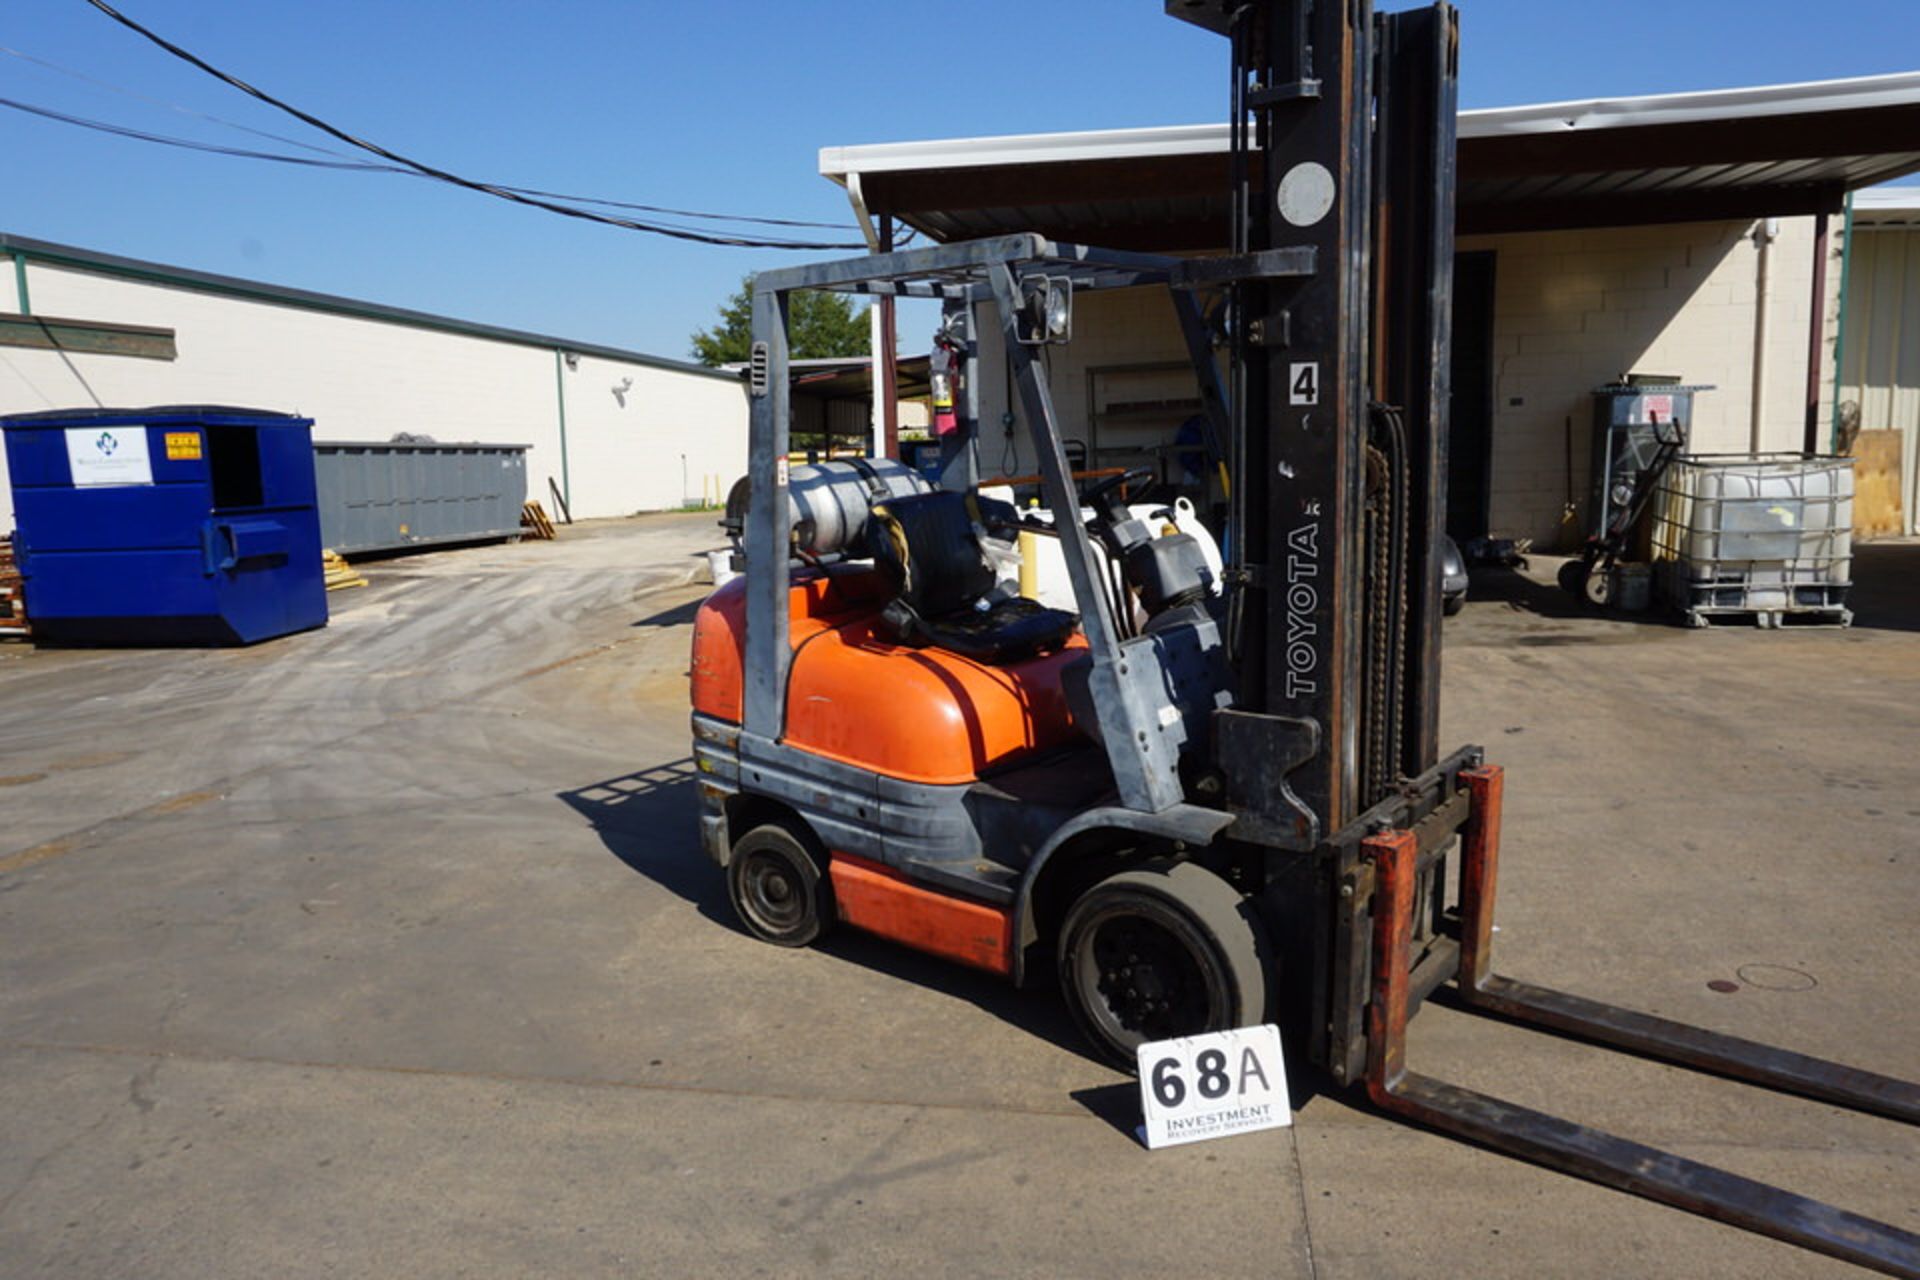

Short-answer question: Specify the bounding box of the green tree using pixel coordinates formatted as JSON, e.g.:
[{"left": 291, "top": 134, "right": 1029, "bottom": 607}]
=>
[{"left": 690, "top": 275, "right": 870, "bottom": 366}]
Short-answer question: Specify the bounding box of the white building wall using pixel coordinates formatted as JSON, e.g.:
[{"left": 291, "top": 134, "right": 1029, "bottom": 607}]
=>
[
  {"left": 0, "top": 258, "right": 745, "bottom": 530},
  {"left": 559, "top": 351, "right": 745, "bottom": 515}
]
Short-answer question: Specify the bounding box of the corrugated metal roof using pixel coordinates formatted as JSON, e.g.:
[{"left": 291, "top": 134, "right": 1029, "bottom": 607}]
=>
[
  {"left": 822, "top": 72, "right": 1920, "bottom": 246},
  {"left": 1460, "top": 71, "right": 1920, "bottom": 136}
]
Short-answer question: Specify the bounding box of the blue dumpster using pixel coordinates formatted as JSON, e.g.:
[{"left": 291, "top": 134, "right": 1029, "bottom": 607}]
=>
[{"left": 1, "top": 405, "right": 328, "bottom": 645}]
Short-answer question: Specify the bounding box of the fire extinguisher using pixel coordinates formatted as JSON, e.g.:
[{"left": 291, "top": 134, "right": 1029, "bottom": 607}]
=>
[{"left": 930, "top": 333, "right": 962, "bottom": 437}]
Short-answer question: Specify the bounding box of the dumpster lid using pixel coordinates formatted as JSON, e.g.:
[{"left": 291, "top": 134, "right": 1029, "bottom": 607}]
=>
[
  {"left": 0, "top": 405, "right": 313, "bottom": 429},
  {"left": 313, "top": 439, "right": 531, "bottom": 453}
]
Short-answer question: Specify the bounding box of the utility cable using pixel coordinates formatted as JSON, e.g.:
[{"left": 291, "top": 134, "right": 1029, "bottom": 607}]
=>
[
  {"left": 77, "top": 0, "right": 869, "bottom": 250},
  {"left": 1, "top": 94, "right": 890, "bottom": 245},
  {"left": 5, "top": 42, "right": 864, "bottom": 231},
  {"left": 5, "top": 43, "right": 865, "bottom": 232},
  {"left": 2, "top": 40, "right": 361, "bottom": 159},
  {"left": 1, "top": 90, "right": 884, "bottom": 242},
  {"left": 0, "top": 94, "right": 396, "bottom": 171},
  {"left": 486, "top": 186, "right": 862, "bottom": 231}
]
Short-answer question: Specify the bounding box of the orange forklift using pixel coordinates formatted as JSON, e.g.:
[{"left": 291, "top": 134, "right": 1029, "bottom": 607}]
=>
[{"left": 690, "top": 2, "right": 1918, "bottom": 1272}]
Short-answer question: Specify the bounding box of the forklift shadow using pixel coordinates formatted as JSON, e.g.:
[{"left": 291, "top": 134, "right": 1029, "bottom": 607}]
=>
[
  {"left": 814, "top": 926, "right": 1100, "bottom": 1065},
  {"left": 557, "top": 759, "right": 731, "bottom": 920},
  {"left": 630, "top": 597, "right": 704, "bottom": 629},
  {"left": 556, "top": 760, "right": 1128, "bottom": 1068}
]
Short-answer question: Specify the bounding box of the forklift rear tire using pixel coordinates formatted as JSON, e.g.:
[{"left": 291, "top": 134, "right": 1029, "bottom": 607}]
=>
[
  {"left": 727, "top": 822, "right": 835, "bottom": 948},
  {"left": 1058, "top": 859, "right": 1271, "bottom": 1070}
]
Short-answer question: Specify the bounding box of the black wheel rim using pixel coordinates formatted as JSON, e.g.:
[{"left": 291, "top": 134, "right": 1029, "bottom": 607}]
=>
[
  {"left": 738, "top": 851, "right": 807, "bottom": 934},
  {"left": 1072, "top": 905, "right": 1220, "bottom": 1049}
]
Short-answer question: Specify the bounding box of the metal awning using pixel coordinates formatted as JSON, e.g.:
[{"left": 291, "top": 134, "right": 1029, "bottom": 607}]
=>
[
  {"left": 821, "top": 72, "right": 1920, "bottom": 248},
  {"left": 783, "top": 354, "right": 931, "bottom": 401}
]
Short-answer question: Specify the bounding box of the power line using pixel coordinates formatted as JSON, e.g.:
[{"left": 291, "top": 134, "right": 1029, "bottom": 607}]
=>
[
  {"left": 0, "top": 94, "right": 397, "bottom": 171},
  {"left": 2, "top": 93, "right": 916, "bottom": 247},
  {"left": 3, "top": 42, "right": 869, "bottom": 233},
  {"left": 77, "top": 0, "right": 871, "bottom": 251},
  {"left": 2, "top": 41, "right": 363, "bottom": 160},
  {"left": 1, "top": 94, "right": 909, "bottom": 247},
  {"left": 487, "top": 185, "right": 864, "bottom": 231}
]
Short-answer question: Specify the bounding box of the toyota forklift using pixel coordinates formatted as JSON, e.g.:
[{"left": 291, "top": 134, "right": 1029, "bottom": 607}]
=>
[{"left": 689, "top": 2, "right": 1918, "bottom": 1272}]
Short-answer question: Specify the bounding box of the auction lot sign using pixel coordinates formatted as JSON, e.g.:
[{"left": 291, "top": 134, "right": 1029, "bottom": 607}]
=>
[{"left": 1137, "top": 1024, "right": 1291, "bottom": 1149}]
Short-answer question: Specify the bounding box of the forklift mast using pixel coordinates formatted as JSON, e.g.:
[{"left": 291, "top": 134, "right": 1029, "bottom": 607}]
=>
[{"left": 1170, "top": 0, "right": 1456, "bottom": 850}]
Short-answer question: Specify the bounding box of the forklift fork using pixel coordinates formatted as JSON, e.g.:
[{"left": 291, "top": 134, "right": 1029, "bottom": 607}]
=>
[{"left": 1363, "top": 766, "right": 1920, "bottom": 1278}]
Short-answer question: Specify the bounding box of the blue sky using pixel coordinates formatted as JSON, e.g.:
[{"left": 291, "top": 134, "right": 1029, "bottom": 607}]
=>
[{"left": 5, "top": 1, "right": 1918, "bottom": 361}]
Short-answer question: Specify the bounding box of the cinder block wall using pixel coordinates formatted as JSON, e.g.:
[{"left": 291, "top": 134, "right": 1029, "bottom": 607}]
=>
[
  {"left": 1459, "top": 216, "right": 1842, "bottom": 548},
  {"left": 970, "top": 285, "right": 1196, "bottom": 483},
  {"left": 931, "top": 217, "right": 1843, "bottom": 552}
]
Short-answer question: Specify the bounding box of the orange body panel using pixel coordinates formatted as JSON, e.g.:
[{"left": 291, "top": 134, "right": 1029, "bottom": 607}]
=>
[
  {"left": 691, "top": 571, "right": 891, "bottom": 725},
  {"left": 691, "top": 570, "right": 1083, "bottom": 784},
  {"left": 828, "top": 853, "right": 1012, "bottom": 975}
]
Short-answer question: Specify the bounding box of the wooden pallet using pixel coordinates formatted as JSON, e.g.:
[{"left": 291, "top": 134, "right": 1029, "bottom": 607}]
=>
[
  {"left": 1851, "top": 429, "right": 1904, "bottom": 541},
  {"left": 521, "top": 501, "right": 557, "bottom": 540},
  {"left": 0, "top": 538, "right": 27, "bottom": 637},
  {"left": 321, "top": 548, "right": 368, "bottom": 591},
  {"left": 1682, "top": 605, "right": 1853, "bottom": 630}
]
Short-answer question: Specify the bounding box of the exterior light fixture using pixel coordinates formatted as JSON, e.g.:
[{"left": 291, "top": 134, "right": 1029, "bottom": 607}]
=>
[{"left": 1017, "top": 275, "right": 1071, "bottom": 345}]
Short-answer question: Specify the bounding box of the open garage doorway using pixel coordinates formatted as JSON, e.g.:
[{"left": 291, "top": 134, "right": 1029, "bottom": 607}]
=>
[{"left": 1448, "top": 250, "right": 1496, "bottom": 544}]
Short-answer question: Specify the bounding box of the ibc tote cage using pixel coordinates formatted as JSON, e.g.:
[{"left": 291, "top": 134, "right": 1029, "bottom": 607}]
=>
[{"left": 1650, "top": 453, "right": 1854, "bottom": 628}]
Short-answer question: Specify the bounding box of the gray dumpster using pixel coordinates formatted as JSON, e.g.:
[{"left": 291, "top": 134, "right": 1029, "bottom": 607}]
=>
[{"left": 314, "top": 440, "right": 528, "bottom": 555}]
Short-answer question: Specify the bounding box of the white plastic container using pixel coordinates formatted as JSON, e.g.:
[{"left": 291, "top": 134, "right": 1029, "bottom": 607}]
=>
[
  {"left": 1651, "top": 454, "right": 1853, "bottom": 627},
  {"left": 1015, "top": 497, "right": 1223, "bottom": 628}
]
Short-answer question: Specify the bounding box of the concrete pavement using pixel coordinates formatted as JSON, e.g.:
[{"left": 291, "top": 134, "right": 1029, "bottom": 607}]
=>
[{"left": 0, "top": 515, "right": 1913, "bottom": 1278}]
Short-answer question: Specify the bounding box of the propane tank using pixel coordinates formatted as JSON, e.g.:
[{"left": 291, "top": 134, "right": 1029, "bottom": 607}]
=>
[{"left": 723, "top": 459, "right": 931, "bottom": 557}]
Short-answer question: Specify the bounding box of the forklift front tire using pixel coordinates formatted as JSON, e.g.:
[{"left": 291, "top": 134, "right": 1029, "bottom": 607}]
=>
[
  {"left": 1058, "top": 859, "right": 1271, "bottom": 1070},
  {"left": 727, "top": 822, "right": 835, "bottom": 948}
]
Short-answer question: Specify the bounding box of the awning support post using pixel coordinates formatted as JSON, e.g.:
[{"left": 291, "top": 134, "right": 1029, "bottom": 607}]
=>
[{"left": 1804, "top": 210, "right": 1831, "bottom": 455}]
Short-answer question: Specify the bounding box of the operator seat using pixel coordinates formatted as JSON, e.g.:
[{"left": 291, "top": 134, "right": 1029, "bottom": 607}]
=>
[{"left": 866, "top": 489, "right": 1077, "bottom": 664}]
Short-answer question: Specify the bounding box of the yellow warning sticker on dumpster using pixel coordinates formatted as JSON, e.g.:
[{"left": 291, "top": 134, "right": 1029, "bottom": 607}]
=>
[{"left": 164, "top": 431, "right": 202, "bottom": 460}]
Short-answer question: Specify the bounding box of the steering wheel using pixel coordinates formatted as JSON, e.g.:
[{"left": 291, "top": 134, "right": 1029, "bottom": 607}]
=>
[{"left": 1078, "top": 466, "right": 1154, "bottom": 516}]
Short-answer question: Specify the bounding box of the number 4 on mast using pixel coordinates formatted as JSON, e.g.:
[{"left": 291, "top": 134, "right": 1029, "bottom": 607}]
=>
[
  {"left": 1137, "top": 1024, "right": 1293, "bottom": 1149},
  {"left": 1289, "top": 361, "right": 1320, "bottom": 406}
]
